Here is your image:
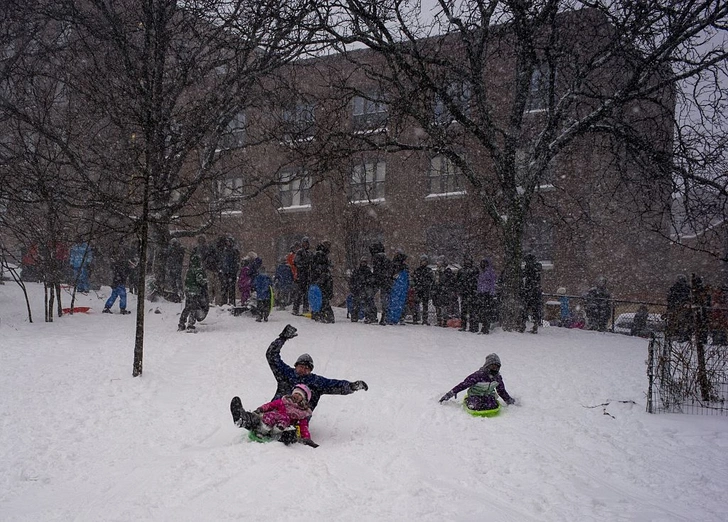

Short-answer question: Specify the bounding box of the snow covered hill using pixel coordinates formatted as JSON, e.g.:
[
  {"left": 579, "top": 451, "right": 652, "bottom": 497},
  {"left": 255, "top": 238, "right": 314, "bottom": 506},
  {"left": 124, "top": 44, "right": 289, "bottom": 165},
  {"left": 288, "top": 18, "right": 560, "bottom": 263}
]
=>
[{"left": 1, "top": 282, "right": 727, "bottom": 521}]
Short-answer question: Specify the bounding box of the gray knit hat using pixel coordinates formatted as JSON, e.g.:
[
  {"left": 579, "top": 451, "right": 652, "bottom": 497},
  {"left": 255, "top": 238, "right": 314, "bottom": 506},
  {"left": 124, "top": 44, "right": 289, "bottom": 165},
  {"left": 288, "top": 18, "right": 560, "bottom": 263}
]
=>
[
  {"left": 295, "top": 353, "right": 314, "bottom": 370},
  {"left": 484, "top": 353, "right": 501, "bottom": 369}
]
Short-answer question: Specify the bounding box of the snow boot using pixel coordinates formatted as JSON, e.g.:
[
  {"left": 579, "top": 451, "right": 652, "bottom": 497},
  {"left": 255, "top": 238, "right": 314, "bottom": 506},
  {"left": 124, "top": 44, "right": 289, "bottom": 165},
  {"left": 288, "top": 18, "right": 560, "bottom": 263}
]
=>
[
  {"left": 102, "top": 308, "right": 112, "bottom": 314},
  {"left": 230, "top": 396, "right": 244, "bottom": 427},
  {"left": 120, "top": 309, "right": 131, "bottom": 315},
  {"left": 177, "top": 324, "right": 186, "bottom": 332}
]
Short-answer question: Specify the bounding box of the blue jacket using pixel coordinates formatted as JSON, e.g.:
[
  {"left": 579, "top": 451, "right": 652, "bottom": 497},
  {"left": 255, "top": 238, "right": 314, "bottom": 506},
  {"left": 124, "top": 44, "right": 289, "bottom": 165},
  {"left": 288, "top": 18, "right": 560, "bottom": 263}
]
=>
[
  {"left": 253, "top": 273, "right": 272, "bottom": 300},
  {"left": 266, "top": 338, "right": 353, "bottom": 410}
]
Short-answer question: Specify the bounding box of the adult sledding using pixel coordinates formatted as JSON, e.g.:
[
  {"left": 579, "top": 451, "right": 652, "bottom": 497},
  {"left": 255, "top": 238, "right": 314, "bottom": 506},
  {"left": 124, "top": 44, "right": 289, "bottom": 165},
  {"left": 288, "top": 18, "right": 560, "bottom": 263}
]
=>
[{"left": 229, "top": 324, "right": 369, "bottom": 447}]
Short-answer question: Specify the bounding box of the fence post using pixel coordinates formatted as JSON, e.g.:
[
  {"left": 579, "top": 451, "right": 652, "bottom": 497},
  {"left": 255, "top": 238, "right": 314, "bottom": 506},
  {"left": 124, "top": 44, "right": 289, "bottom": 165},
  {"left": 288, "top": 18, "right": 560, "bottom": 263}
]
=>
[{"left": 647, "top": 334, "right": 655, "bottom": 413}]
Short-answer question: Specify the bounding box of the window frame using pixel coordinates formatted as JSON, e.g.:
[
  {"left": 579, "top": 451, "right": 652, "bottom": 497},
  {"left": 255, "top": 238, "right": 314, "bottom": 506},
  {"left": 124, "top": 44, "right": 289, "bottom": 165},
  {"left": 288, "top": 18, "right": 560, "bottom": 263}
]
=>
[
  {"left": 278, "top": 168, "right": 312, "bottom": 210},
  {"left": 350, "top": 159, "right": 386, "bottom": 203},
  {"left": 427, "top": 154, "right": 466, "bottom": 197}
]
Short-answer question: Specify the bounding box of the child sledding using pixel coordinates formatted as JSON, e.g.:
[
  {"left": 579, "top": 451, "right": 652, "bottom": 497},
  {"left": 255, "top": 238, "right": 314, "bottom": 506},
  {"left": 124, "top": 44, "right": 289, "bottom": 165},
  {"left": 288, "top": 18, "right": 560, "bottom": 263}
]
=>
[
  {"left": 439, "top": 353, "right": 516, "bottom": 416},
  {"left": 231, "top": 384, "right": 319, "bottom": 448}
]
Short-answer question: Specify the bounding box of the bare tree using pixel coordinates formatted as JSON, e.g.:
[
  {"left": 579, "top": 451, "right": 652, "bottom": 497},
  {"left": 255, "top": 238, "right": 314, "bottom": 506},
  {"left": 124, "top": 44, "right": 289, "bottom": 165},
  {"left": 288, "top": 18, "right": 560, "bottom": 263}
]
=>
[
  {"left": 2, "top": 0, "right": 321, "bottom": 375},
  {"left": 313, "top": 0, "right": 728, "bottom": 329}
]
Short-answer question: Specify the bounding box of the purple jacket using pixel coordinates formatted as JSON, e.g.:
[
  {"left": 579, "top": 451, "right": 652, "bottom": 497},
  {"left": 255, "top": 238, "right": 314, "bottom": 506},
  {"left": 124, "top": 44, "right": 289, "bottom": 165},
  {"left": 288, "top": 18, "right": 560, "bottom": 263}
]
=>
[
  {"left": 450, "top": 368, "right": 514, "bottom": 411},
  {"left": 477, "top": 262, "right": 497, "bottom": 295}
]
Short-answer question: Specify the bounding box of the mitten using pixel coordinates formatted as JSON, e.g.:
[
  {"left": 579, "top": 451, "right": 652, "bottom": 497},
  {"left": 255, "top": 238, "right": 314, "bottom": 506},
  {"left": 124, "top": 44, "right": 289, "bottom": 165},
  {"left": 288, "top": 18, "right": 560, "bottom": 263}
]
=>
[
  {"left": 279, "top": 324, "right": 298, "bottom": 340},
  {"left": 350, "top": 380, "right": 369, "bottom": 391},
  {"left": 439, "top": 391, "right": 455, "bottom": 403}
]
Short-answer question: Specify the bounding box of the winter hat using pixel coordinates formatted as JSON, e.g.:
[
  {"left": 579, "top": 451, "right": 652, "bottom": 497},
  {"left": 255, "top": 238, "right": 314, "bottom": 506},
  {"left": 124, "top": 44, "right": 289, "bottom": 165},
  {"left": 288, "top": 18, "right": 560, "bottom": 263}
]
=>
[
  {"left": 295, "top": 353, "right": 314, "bottom": 370},
  {"left": 483, "top": 353, "right": 501, "bottom": 370},
  {"left": 360, "top": 255, "right": 369, "bottom": 263},
  {"left": 419, "top": 254, "right": 429, "bottom": 263},
  {"left": 292, "top": 384, "right": 312, "bottom": 402},
  {"left": 557, "top": 287, "right": 566, "bottom": 295}
]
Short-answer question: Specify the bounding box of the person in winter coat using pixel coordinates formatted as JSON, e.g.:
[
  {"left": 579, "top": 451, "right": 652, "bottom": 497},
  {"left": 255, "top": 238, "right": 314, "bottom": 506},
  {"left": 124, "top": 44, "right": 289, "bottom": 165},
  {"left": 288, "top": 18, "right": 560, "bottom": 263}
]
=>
[
  {"left": 432, "top": 256, "right": 457, "bottom": 327},
  {"left": 476, "top": 258, "right": 497, "bottom": 334},
  {"left": 456, "top": 256, "right": 479, "bottom": 332},
  {"left": 584, "top": 276, "right": 612, "bottom": 332},
  {"left": 311, "top": 241, "right": 334, "bottom": 323},
  {"left": 274, "top": 258, "right": 294, "bottom": 310},
  {"left": 237, "top": 252, "right": 260, "bottom": 307},
  {"left": 439, "top": 353, "right": 516, "bottom": 412},
  {"left": 219, "top": 236, "right": 240, "bottom": 306},
  {"left": 521, "top": 253, "right": 543, "bottom": 333},
  {"left": 666, "top": 274, "right": 692, "bottom": 341},
  {"left": 196, "top": 235, "right": 220, "bottom": 306},
  {"left": 292, "top": 237, "right": 313, "bottom": 315},
  {"left": 266, "top": 325, "right": 369, "bottom": 412},
  {"left": 178, "top": 252, "right": 208, "bottom": 331},
  {"left": 230, "top": 384, "right": 318, "bottom": 447},
  {"left": 390, "top": 250, "right": 409, "bottom": 324},
  {"left": 166, "top": 238, "right": 185, "bottom": 300},
  {"left": 412, "top": 255, "right": 435, "bottom": 325},
  {"left": 253, "top": 265, "right": 273, "bottom": 322},
  {"left": 349, "top": 256, "right": 377, "bottom": 323},
  {"left": 103, "top": 248, "right": 137, "bottom": 314},
  {"left": 710, "top": 284, "right": 728, "bottom": 346},
  {"left": 371, "top": 245, "right": 394, "bottom": 325},
  {"left": 69, "top": 241, "right": 94, "bottom": 293}
]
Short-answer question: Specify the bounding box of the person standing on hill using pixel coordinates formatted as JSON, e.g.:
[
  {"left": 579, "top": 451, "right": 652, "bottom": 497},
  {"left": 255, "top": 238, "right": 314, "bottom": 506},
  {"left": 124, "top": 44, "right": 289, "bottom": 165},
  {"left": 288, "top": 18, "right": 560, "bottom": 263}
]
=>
[
  {"left": 456, "top": 256, "right": 479, "bottom": 332},
  {"left": 178, "top": 252, "right": 208, "bottom": 331},
  {"left": 521, "top": 253, "right": 543, "bottom": 334},
  {"left": 292, "top": 237, "right": 313, "bottom": 315},
  {"left": 103, "top": 246, "right": 136, "bottom": 315},
  {"left": 412, "top": 255, "right": 434, "bottom": 325}
]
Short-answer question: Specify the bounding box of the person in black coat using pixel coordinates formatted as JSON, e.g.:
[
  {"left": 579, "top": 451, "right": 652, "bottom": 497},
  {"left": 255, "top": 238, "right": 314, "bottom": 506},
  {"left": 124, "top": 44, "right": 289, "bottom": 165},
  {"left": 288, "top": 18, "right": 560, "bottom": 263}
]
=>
[
  {"left": 412, "top": 255, "right": 434, "bottom": 325},
  {"left": 521, "top": 253, "right": 543, "bottom": 333},
  {"left": 311, "top": 241, "right": 334, "bottom": 323},
  {"left": 666, "top": 274, "right": 691, "bottom": 341},
  {"left": 349, "top": 256, "right": 377, "bottom": 323},
  {"left": 432, "top": 256, "right": 457, "bottom": 327},
  {"left": 292, "top": 237, "right": 313, "bottom": 315},
  {"left": 372, "top": 248, "right": 394, "bottom": 325},
  {"left": 166, "top": 238, "right": 185, "bottom": 300},
  {"left": 456, "top": 256, "right": 479, "bottom": 332}
]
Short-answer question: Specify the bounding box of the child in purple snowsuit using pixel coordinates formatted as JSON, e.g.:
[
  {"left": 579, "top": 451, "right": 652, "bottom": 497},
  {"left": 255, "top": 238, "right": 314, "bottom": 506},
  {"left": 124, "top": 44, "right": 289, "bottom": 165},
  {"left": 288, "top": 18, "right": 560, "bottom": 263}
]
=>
[{"left": 439, "top": 353, "right": 515, "bottom": 411}]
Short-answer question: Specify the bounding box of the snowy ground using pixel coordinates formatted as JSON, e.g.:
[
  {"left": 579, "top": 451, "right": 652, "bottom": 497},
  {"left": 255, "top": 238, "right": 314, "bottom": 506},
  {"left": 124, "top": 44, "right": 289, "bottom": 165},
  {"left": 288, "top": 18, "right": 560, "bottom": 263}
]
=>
[{"left": 1, "top": 282, "right": 727, "bottom": 521}]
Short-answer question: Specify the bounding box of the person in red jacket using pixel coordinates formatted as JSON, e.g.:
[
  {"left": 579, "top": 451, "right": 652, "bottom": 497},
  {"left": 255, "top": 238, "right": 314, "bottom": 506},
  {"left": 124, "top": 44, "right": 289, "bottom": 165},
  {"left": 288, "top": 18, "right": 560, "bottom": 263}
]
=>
[{"left": 230, "top": 384, "right": 318, "bottom": 447}]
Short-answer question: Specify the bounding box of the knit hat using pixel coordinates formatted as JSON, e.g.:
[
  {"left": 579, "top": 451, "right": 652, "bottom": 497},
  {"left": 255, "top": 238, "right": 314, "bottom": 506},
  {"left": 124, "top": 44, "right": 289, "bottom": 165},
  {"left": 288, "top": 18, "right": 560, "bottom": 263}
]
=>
[
  {"left": 295, "top": 353, "right": 314, "bottom": 370},
  {"left": 557, "top": 287, "right": 566, "bottom": 295},
  {"left": 292, "top": 384, "right": 312, "bottom": 402},
  {"left": 419, "top": 254, "right": 429, "bottom": 263},
  {"left": 484, "top": 353, "right": 501, "bottom": 369}
]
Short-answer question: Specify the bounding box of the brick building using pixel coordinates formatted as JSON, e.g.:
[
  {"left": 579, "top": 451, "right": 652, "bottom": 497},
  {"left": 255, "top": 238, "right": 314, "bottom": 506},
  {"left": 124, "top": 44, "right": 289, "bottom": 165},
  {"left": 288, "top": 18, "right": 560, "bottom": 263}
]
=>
[{"left": 191, "top": 10, "right": 717, "bottom": 305}]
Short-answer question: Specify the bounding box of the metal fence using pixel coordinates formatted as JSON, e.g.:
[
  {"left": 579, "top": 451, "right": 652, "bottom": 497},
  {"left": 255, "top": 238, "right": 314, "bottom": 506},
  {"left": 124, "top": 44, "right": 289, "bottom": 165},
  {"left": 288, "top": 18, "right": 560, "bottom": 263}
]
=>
[
  {"left": 647, "top": 335, "right": 728, "bottom": 415},
  {"left": 541, "top": 294, "right": 667, "bottom": 336}
]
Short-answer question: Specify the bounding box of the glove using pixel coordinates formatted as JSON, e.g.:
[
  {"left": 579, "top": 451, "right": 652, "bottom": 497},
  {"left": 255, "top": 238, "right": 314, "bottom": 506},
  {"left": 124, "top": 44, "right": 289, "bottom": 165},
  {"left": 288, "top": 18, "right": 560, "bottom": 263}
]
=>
[
  {"left": 350, "top": 380, "right": 368, "bottom": 392},
  {"left": 506, "top": 397, "right": 516, "bottom": 406},
  {"left": 439, "top": 391, "right": 455, "bottom": 403},
  {"left": 253, "top": 408, "right": 263, "bottom": 414},
  {"left": 299, "top": 438, "right": 319, "bottom": 448},
  {"left": 279, "top": 324, "right": 298, "bottom": 340}
]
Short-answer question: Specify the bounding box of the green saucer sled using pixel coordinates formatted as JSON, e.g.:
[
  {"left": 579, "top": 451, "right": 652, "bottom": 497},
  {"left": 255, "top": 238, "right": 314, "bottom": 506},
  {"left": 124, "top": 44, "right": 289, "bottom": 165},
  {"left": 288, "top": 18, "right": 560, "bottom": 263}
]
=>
[
  {"left": 248, "top": 431, "right": 274, "bottom": 443},
  {"left": 463, "top": 400, "right": 501, "bottom": 417}
]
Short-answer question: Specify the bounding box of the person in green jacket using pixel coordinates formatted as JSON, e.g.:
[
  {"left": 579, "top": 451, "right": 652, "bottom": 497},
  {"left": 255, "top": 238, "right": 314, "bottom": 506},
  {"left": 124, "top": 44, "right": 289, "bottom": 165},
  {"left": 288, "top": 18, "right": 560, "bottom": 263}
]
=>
[{"left": 178, "top": 252, "right": 208, "bottom": 331}]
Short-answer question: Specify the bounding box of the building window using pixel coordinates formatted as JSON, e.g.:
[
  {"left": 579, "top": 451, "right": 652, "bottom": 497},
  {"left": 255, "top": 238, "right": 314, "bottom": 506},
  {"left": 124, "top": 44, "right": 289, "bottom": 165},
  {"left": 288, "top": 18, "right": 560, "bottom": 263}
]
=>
[
  {"left": 219, "top": 111, "right": 246, "bottom": 149},
  {"left": 525, "top": 64, "right": 551, "bottom": 112},
  {"left": 279, "top": 169, "right": 311, "bottom": 209},
  {"left": 282, "top": 101, "right": 316, "bottom": 141},
  {"left": 352, "top": 94, "right": 388, "bottom": 131},
  {"left": 428, "top": 154, "right": 465, "bottom": 196},
  {"left": 350, "top": 160, "right": 386, "bottom": 203},
  {"left": 523, "top": 217, "right": 554, "bottom": 264},
  {"left": 434, "top": 81, "right": 472, "bottom": 124},
  {"left": 217, "top": 176, "right": 244, "bottom": 200}
]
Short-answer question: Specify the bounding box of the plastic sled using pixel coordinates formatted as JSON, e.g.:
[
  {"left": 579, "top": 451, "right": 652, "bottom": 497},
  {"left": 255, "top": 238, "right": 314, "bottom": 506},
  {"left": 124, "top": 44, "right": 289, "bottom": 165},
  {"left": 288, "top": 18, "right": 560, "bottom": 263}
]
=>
[
  {"left": 386, "top": 270, "right": 410, "bottom": 324},
  {"left": 463, "top": 401, "right": 501, "bottom": 417},
  {"left": 308, "top": 284, "right": 322, "bottom": 313},
  {"left": 62, "top": 306, "right": 91, "bottom": 314}
]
